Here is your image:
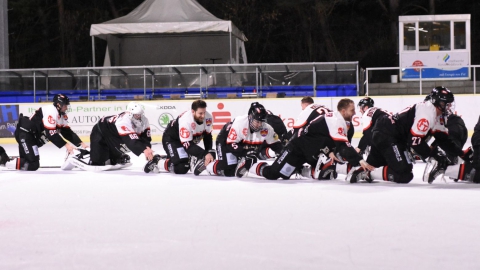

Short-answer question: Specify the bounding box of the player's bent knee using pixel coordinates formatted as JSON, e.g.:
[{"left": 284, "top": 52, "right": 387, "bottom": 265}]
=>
[
  {"left": 26, "top": 161, "right": 40, "bottom": 171},
  {"left": 223, "top": 165, "right": 236, "bottom": 177},
  {"left": 173, "top": 162, "right": 190, "bottom": 174},
  {"left": 262, "top": 168, "right": 282, "bottom": 180},
  {"left": 392, "top": 171, "right": 413, "bottom": 183}
]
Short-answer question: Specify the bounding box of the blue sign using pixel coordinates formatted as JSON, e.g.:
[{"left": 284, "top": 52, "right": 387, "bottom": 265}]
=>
[
  {"left": 402, "top": 67, "right": 469, "bottom": 79},
  {"left": 0, "top": 105, "right": 19, "bottom": 138}
]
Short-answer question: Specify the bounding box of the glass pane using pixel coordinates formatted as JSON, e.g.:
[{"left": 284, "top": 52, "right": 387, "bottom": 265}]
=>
[
  {"left": 419, "top": 21, "right": 451, "bottom": 51},
  {"left": 454, "top": 22, "right": 466, "bottom": 49},
  {"left": 403, "top": 23, "right": 416, "bottom": 50}
]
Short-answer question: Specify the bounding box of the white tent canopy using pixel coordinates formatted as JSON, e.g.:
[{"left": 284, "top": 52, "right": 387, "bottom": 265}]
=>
[{"left": 90, "top": 0, "right": 248, "bottom": 67}]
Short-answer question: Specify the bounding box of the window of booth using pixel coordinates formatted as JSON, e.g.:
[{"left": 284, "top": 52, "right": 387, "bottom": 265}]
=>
[
  {"left": 454, "top": 21, "right": 466, "bottom": 49},
  {"left": 418, "top": 21, "right": 450, "bottom": 51},
  {"left": 403, "top": 23, "right": 416, "bottom": 51}
]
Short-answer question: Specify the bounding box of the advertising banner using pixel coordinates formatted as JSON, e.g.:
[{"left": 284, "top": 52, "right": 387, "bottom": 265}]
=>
[
  {"left": 2, "top": 95, "right": 476, "bottom": 141},
  {"left": 0, "top": 104, "right": 19, "bottom": 138},
  {"left": 401, "top": 51, "right": 469, "bottom": 80}
]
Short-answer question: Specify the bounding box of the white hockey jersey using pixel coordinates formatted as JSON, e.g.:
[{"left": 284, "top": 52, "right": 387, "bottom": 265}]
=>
[
  {"left": 324, "top": 111, "right": 350, "bottom": 142},
  {"left": 226, "top": 115, "right": 279, "bottom": 145},
  {"left": 177, "top": 111, "right": 213, "bottom": 144},
  {"left": 410, "top": 102, "right": 448, "bottom": 137},
  {"left": 114, "top": 113, "right": 150, "bottom": 136},
  {"left": 36, "top": 104, "right": 70, "bottom": 130}
]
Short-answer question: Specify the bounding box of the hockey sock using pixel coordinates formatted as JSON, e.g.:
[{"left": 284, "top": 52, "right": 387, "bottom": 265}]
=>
[
  {"left": 6, "top": 158, "right": 18, "bottom": 170},
  {"left": 444, "top": 163, "right": 470, "bottom": 180},
  {"left": 157, "top": 158, "right": 170, "bottom": 172},
  {"left": 248, "top": 162, "right": 267, "bottom": 177},
  {"left": 336, "top": 163, "right": 350, "bottom": 175},
  {"left": 206, "top": 161, "right": 220, "bottom": 175},
  {"left": 370, "top": 166, "right": 387, "bottom": 181}
]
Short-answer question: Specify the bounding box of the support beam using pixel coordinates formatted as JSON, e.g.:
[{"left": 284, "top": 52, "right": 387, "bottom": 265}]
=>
[
  {"left": 62, "top": 70, "right": 74, "bottom": 77},
  {"left": 145, "top": 68, "right": 154, "bottom": 76},
  {"left": 172, "top": 67, "right": 181, "bottom": 75},
  {"left": 88, "top": 69, "right": 99, "bottom": 76},
  {"left": 36, "top": 71, "right": 47, "bottom": 77},
  {"left": 116, "top": 69, "right": 128, "bottom": 76}
]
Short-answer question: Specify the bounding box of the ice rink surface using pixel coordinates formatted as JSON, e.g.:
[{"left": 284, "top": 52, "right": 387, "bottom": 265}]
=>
[{"left": 1, "top": 141, "right": 480, "bottom": 270}]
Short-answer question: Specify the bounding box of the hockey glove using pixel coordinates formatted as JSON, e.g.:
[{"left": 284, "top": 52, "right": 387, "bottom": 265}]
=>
[
  {"left": 37, "top": 133, "right": 50, "bottom": 147},
  {"left": 205, "top": 149, "right": 216, "bottom": 160},
  {"left": 429, "top": 148, "right": 449, "bottom": 171}
]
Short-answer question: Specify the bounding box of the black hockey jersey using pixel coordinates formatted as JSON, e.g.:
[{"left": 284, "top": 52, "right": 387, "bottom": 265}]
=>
[
  {"left": 472, "top": 116, "right": 480, "bottom": 149},
  {"left": 358, "top": 107, "right": 391, "bottom": 152},
  {"left": 266, "top": 111, "right": 288, "bottom": 141},
  {"left": 284, "top": 104, "right": 332, "bottom": 142},
  {"left": 97, "top": 112, "right": 151, "bottom": 156},
  {"left": 292, "top": 111, "right": 362, "bottom": 166},
  {"left": 18, "top": 104, "right": 82, "bottom": 148}
]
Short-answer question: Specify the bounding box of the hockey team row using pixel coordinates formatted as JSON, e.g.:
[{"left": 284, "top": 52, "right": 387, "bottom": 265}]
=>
[{"left": 1, "top": 88, "right": 478, "bottom": 184}]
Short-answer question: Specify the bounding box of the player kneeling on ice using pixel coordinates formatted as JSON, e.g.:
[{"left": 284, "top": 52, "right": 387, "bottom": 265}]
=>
[
  {"left": 144, "top": 100, "right": 214, "bottom": 174},
  {"left": 256, "top": 106, "right": 288, "bottom": 159},
  {"left": 417, "top": 94, "right": 468, "bottom": 183},
  {"left": 9, "top": 94, "right": 88, "bottom": 171},
  {"left": 351, "top": 86, "right": 470, "bottom": 184},
  {"left": 426, "top": 114, "right": 478, "bottom": 183},
  {"left": 198, "top": 103, "right": 283, "bottom": 177},
  {"left": 64, "top": 102, "right": 154, "bottom": 171},
  {"left": 235, "top": 99, "right": 374, "bottom": 180}
]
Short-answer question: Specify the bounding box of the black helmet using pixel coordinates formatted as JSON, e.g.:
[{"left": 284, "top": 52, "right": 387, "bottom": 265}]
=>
[
  {"left": 249, "top": 104, "right": 267, "bottom": 122},
  {"left": 358, "top": 97, "right": 374, "bottom": 108},
  {"left": 248, "top": 102, "right": 262, "bottom": 115},
  {"left": 429, "top": 86, "right": 454, "bottom": 112},
  {"left": 53, "top": 94, "right": 70, "bottom": 115},
  {"left": 248, "top": 103, "right": 267, "bottom": 132}
]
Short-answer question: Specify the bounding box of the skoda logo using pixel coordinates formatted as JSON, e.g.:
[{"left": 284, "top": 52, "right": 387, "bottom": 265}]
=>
[{"left": 158, "top": 112, "right": 174, "bottom": 130}]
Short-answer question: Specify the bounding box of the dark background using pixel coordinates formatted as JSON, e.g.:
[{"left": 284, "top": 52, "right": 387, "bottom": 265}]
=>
[{"left": 7, "top": 0, "right": 479, "bottom": 69}]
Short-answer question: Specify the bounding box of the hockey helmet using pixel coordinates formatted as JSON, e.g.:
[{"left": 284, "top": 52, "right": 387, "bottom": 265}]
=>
[
  {"left": 429, "top": 86, "right": 454, "bottom": 113},
  {"left": 53, "top": 94, "right": 70, "bottom": 115},
  {"left": 358, "top": 97, "right": 374, "bottom": 108},
  {"left": 248, "top": 103, "right": 267, "bottom": 132},
  {"left": 126, "top": 102, "right": 144, "bottom": 126}
]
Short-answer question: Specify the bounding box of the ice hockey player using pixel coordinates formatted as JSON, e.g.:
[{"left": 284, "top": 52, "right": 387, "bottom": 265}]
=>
[
  {"left": 411, "top": 94, "right": 468, "bottom": 163},
  {"left": 198, "top": 102, "right": 283, "bottom": 177},
  {"left": 0, "top": 146, "right": 11, "bottom": 166},
  {"left": 236, "top": 98, "right": 374, "bottom": 180},
  {"left": 428, "top": 114, "right": 475, "bottom": 183},
  {"left": 282, "top": 96, "right": 333, "bottom": 143},
  {"left": 67, "top": 101, "right": 154, "bottom": 171},
  {"left": 9, "top": 94, "right": 88, "bottom": 171},
  {"left": 144, "top": 99, "right": 214, "bottom": 174},
  {"left": 257, "top": 108, "right": 288, "bottom": 158},
  {"left": 350, "top": 86, "right": 471, "bottom": 184},
  {"left": 324, "top": 97, "right": 391, "bottom": 179},
  {"left": 356, "top": 97, "right": 392, "bottom": 156}
]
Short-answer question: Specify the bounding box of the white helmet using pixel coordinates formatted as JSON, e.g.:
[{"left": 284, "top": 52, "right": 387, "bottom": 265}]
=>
[{"left": 126, "top": 102, "right": 144, "bottom": 126}]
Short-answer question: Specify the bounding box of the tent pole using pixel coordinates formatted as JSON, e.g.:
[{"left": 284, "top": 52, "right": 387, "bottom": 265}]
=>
[
  {"left": 229, "top": 26, "right": 232, "bottom": 63},
  {"left": 91, "top": 36, "right": 96, "bottom": 67}
]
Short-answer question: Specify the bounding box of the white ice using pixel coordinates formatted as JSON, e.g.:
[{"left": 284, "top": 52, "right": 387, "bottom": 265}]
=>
[{"left": 1, "top": 140, "right": 480, "bottom": 270}]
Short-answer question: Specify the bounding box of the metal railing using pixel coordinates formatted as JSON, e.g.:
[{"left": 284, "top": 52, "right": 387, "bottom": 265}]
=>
[
  {"left": 0, "top": 62, "right": 359, "bottom": 102},
  {"left": 365, "top": 65, "right": 480, "bottom": 96}
]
